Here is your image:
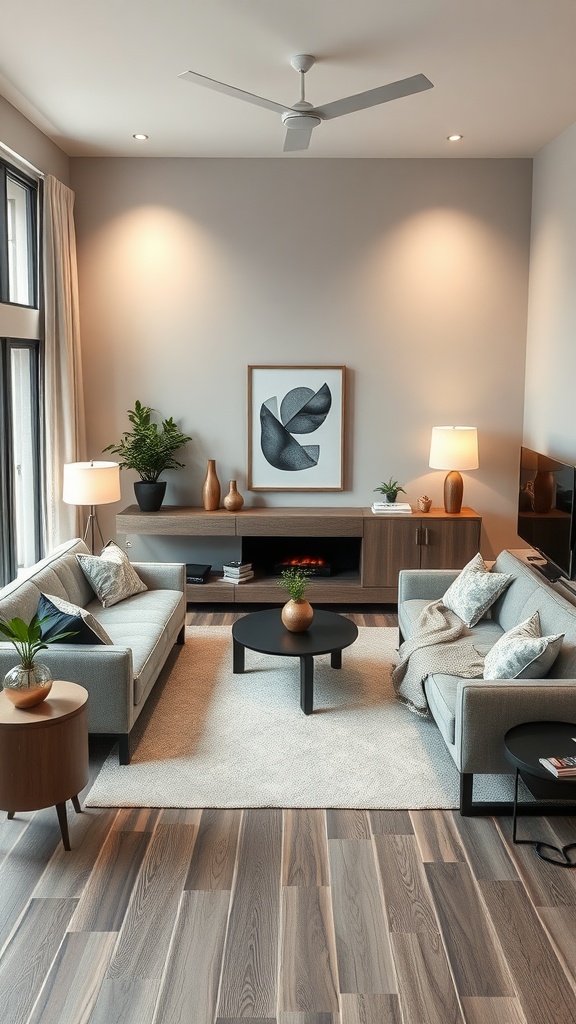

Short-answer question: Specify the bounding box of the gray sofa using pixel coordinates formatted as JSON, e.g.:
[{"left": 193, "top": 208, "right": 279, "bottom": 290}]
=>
[
  {"left": 398, "top": 549, "right": 576, "bottom": 814},
  {"left": 0, "top": 538, "right": 186, "bottom": 763}
]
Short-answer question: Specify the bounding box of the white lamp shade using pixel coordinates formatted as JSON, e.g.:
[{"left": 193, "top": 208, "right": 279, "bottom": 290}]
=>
[
  {"left": 63, "top": 461, "right": 121, "bottom": 506},
  {"left": 429, "top": 426, "right": 479, "bottom": 471}
]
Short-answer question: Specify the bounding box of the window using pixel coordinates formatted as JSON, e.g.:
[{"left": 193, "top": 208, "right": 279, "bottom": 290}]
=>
[
  {"left": 0, "top": 161, "right": 38, "bottom": 308},
  {"left": 0, "top": 157, "right": 41, "bottom": 585}
]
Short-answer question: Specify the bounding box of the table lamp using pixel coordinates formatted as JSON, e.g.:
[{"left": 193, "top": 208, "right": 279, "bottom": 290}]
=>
[
  {"left": 429, "top": 426, "right": 479, "bottom": 514},
  {"left": 63, "top": 460, "right": 121, "bottom": 553}
]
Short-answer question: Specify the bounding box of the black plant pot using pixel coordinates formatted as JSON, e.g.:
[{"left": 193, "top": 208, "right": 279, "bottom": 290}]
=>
[{"left": 134, "top": 481, "right": 167, "bottom": 512}]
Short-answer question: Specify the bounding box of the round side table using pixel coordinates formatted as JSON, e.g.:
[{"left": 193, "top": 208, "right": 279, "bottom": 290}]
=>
[
  {"left": 504, "top": 720, "right": 576, "bottom": 867},
  {"left": 0, "top": 680, "right": 89, "bottom": 851}
]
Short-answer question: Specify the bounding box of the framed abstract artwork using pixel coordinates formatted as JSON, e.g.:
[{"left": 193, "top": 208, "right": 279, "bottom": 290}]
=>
[{"left": 248, "top": 365, "right": 346, "bottom": 491}]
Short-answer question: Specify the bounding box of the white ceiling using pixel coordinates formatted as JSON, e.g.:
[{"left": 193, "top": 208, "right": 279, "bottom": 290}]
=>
[{"left": 2, "top": 0, "right": 576, "bottom": 159}]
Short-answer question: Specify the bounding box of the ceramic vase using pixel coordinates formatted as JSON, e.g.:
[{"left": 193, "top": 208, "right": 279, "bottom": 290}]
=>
[
  {"left": 223, "top": 480, "right": 244, "bottom": 512},
  {"left": 134, "top": 480, "right": 167, "bottom": 512},
  {"left": 281, "top": 598, "right": 314, "bottom": 633},
  {"left": 3, "top": 662, "right": 52, "bottom": 709},
  {"left": 202, "top": 460, "right": 221, "bottom": 511}
]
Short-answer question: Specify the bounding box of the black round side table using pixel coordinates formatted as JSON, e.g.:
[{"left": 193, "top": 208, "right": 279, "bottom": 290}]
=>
[{"left": 504, "top": 721, "right": 576, "bottom": 867}]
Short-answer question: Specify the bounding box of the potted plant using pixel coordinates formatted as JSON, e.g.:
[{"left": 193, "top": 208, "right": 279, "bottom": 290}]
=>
[
  {"left": 104, "top": 400, "right": 192, "bottom": 512},
  {"left": 277, "top": 566, "right": 314, "bottom": 632},
  {"left": 0, "top": 614, "right": 76, "bottom": 708},
  {"left": 374, "top": 477, "right": 406, "bottom": 503}
]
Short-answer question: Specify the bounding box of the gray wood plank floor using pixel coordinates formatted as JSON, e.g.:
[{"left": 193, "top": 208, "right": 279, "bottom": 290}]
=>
[{"left": 0, "top": 606, "right": 575, "bottom": 1024}]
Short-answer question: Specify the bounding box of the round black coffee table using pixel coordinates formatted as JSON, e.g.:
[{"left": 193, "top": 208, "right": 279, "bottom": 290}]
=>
[
  {"left": 232, "top": 608, "right": 358, "bottom": 715},
  {"left": 504, "top": 721, "right": 576, "bottom": 866}
]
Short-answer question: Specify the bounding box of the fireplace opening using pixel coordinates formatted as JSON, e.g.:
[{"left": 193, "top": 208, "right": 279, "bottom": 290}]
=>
[{"left": 241, "top": 536, "right": 361, "bottom": 579}]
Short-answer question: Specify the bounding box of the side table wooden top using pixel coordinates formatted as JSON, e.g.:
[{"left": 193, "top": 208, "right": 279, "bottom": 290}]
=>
[{"left": 0, "top": 679, "right": 88, "bottom": 726}]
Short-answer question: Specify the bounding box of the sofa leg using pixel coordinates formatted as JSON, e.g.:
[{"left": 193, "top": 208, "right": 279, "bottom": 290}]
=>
[
  {"left": 118, "top": 734, "right": 131, "bottom": 765},
  {"left": 458, "top": 771, "right": 573, "bottom": 817},
  {"left": 177, "top": 625, "right": 186, "bottom": 645}
]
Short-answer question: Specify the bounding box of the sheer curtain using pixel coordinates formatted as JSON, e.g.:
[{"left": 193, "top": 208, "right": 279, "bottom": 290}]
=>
[{"left": 42, "top": 175, "right": 87, "bottom": 550}]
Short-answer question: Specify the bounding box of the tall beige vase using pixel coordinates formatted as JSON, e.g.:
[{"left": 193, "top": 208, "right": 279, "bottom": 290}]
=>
[{"left": 202, "top": 460, "right": 221, "bottom": 511}]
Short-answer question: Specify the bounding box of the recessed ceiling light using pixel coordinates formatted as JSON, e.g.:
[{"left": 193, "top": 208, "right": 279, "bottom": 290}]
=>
[
  {"left": 133, "top": 133, "right": 148, "bottom": 141},
  {"left": 447, "top": 134, "right": 463, "bottom": 142}
]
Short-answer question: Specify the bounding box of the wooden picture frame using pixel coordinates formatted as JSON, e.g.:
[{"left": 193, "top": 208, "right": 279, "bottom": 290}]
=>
[{"left": 248, "top": 365, "right": 346, "bottom": 491}]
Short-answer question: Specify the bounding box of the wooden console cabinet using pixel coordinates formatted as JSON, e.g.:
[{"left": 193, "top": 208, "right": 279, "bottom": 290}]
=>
[{"left": 116, "top": 505, "right": 481, "bottom": 604}]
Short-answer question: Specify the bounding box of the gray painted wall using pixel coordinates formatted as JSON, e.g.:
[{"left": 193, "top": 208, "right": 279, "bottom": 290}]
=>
[
  {"left": 524, "top": 121, "right": 576, "bottom": 464},
  {"left": 69, "top": 156, "right": 532, "bottom": 565}
]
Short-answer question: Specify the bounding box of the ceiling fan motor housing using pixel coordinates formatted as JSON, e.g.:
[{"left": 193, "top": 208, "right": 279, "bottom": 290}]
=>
[{"left": 282, "top": 110, "right": 322, "bottom": 131}]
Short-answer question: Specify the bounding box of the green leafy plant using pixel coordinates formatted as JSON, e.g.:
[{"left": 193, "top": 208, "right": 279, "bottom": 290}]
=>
[
  {"left": 374, "top": 477, "right": 406, "bottom": 502},
  {"left": 0, "top": 615, "right": 76, "bottom": 669},
  {"left": 277, "top": 567, "right": 312, "bottom": 602},
  {"left": 104, "top": 400, "right": 192, "bottom": 483}
]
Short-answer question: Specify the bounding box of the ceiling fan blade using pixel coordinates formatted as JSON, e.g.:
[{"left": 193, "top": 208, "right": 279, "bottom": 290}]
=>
[
  {"left": 283, "top": 125, "right": 314, "bottom": 152},
  {"left": 179, "top": 70, "right": 288, "bottom": 115},
  {"left": 315, "top": 73, "right": 433, "bottom": 121}
]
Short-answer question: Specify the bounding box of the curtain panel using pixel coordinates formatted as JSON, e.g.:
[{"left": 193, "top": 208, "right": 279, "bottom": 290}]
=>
[{"left": 42, "top": 175, "right": 86, "bottom": 549}]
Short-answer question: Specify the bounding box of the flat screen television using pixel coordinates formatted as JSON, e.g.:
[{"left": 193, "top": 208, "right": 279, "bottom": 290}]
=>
[{"left": 517, "top": 446, "right": 576, "bottom": 582}]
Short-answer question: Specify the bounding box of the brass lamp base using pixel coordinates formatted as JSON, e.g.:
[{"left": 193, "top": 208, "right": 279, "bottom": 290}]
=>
[{"left": 444, "top": 470, "right": 463, "bottom": 514}]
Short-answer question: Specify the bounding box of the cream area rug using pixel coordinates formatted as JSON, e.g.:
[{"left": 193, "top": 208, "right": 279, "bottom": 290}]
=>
[{"left": 86, "top": 626, "right": 511, "bottom": 809}]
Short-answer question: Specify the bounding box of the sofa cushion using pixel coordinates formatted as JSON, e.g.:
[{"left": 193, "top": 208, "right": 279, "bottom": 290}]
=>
[
  {"left": 77, "top": 542, "right": 147, "bottom": 608},
  {"left": 443, "top": 553, "right": 513, "bottom": 627},
  {"left": 424, "top": 674, "right": 459, "bottom": 746},
  {"left": 38, "top": 593, "right": 112, "bottom": 646},
  {"left": 93, "top": 588, "right": 184, "bottom": 704},
  {"left": 0, "top": 538, "right": 95, "bottom": 625},
  {"left": 483, "top": 613, "right": 564, "bottom": 680},
  {"left": 400, "top": 599, "right": 505, "bottom": 647}
]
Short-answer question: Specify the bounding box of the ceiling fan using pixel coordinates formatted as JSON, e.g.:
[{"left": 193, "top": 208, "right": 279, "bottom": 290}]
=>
[{"left": 179, "top": 55, "right": 433, "bottom": 153}]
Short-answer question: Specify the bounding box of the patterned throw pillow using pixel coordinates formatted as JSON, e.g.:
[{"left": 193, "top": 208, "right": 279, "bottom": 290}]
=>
[
  {"left": 443, "top": 552, "right": 513, "bottom": 628},
  {"left": 483, "top": 612, "right": 564, "bottom": 679},
  {"left": 76, "top": 541, "right": 147, "bottom": 608},
  {"left": 38, "top": 592, "right": 113, "bottom": 645}
]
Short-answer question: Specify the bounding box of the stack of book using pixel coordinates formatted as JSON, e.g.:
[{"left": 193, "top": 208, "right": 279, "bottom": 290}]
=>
[
  {"left": 371, "top": 502, "right": 412, "bottom": 514},
  {"left": 220, "top": 560, "right": 254, "bottom": 584},
  {"left": 539, "top": 755, "right": 576, "bottom": 777}
]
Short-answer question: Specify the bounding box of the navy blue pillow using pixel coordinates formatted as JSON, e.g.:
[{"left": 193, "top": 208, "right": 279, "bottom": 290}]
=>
[{"left": 37, "top": 593, "right": 106, "bottom": 646}]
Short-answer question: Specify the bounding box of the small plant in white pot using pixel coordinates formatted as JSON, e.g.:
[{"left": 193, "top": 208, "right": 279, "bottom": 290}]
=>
[
  {"left": 0, "top": 614, "right": 76, "bottom": 708},
  {"left": 374, "top": 477, "right": 406, "bottom": 503},
  {"left": 277, "top": 567, "right": 314, "bottom": 632}
]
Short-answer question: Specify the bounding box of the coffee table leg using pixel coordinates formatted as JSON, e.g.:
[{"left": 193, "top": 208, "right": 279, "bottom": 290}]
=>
[
  {"left": 331, "top": 649, "right": 342, "bottom": 669},
  {"left": 300, "top": 655, "right": 314, "bottom": 715},
  {"left": 55, "top": 802, "right": 71, "bottom": 851},
  {"left": 233, "top": 637, "right": 245, "bottom": 674}
]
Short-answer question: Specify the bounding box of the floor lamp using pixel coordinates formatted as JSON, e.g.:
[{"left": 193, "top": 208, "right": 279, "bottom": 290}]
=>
[
  {"left": 429, "top": 426, "right": 479, "bottom": 514},
  {"left": 63, "top": 461, "right": 121, "bottom": 553}
]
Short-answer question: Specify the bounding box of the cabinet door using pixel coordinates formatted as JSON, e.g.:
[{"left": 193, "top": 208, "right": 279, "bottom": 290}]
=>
[
  {"left": 362, "top": 517, "right": 422, "bottom": 587},
  {"left": 419, "top": 518, "right": 481, "bottom": 569}
]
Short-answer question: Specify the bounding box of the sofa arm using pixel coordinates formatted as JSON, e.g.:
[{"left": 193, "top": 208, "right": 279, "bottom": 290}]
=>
[
  {"left": 455, "top": 678, "right": 576, "bottom": 774},
  {"left": 0, "top": 643, "right": 134, "bottom": 734},
  {"left": 131, "top": 561, "right": 186, "bottom": 593},
  {"left": 398, "top": 568, "right": 460, "bottom": 604}
]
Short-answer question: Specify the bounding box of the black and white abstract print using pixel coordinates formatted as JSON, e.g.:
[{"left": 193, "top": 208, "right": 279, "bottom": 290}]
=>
[
  {"left": 260, "top": 382, "right": 332, "bottom": 471},
  {"left": 248, "top": 366, "right": 345, "bottom": 491}
]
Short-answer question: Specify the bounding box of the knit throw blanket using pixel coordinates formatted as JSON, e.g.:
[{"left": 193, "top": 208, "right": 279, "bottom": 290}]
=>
[{"left": 392, "top": 599, "right": 485, "bottom": 716}]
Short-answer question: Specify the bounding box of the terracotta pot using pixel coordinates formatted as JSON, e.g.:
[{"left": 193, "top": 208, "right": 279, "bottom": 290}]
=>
[
  {"left": 202, "top": 460, "right": 221, "bottom": 511},
  {"left": 281, "top": 598, "right": 314, "bottom": 632},
  {"left": 3, "top": 662, "right": 53, "bottom": 708},
  {"left": 223, "top": 480, "right": 244, "bottom": 512}
]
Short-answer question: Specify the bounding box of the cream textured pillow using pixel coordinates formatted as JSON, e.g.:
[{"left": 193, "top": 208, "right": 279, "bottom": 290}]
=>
[
  {"left": 443, "top": 553, "right": 513, "bottom": 628},
  {"left": 483, "top": 613, "right": 564, "bottom": 679},
  {"left": 76, "top": 541, "right": 147, "bottom": 608}
]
